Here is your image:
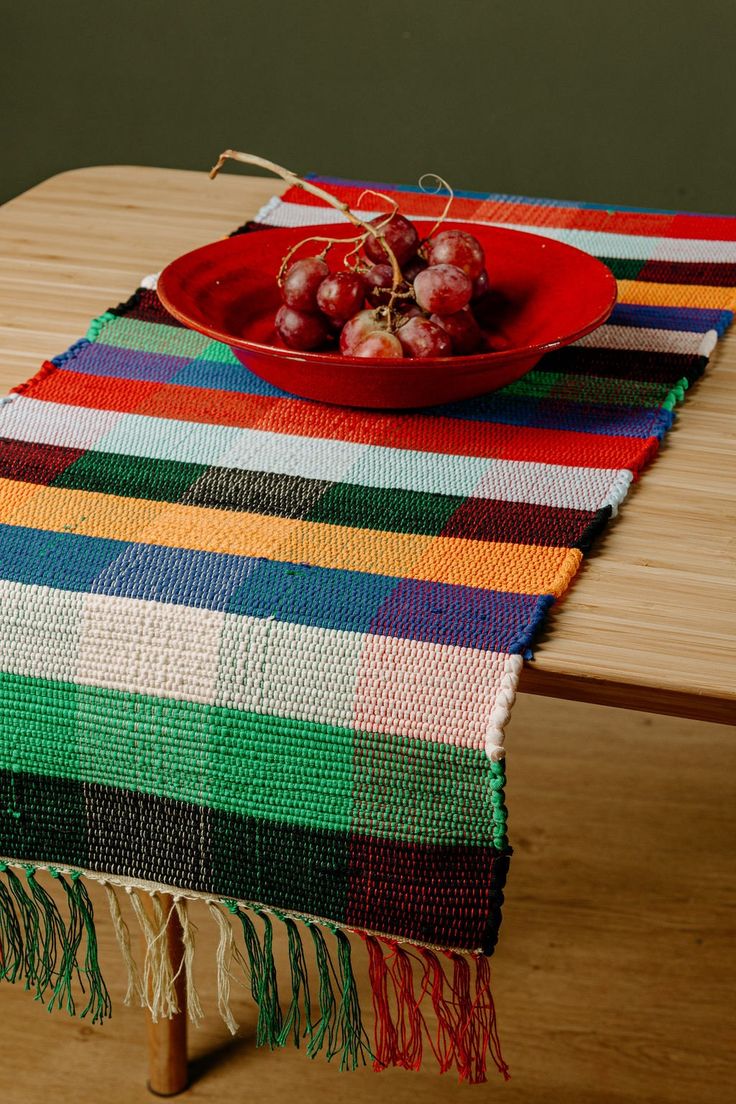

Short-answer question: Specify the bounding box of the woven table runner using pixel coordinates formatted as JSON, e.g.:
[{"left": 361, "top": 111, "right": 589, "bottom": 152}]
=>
[{"left": 1, "top": 176, "right": 734, "bottom": 1081}]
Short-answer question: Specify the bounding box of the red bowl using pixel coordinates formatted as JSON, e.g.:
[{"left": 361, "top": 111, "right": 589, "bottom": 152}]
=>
[{"left": 157, "top": 220, "right": 617, "bottom": 409}]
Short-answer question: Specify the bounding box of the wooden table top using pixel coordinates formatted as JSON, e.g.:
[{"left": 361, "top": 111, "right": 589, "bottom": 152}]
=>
[{"left": 1, "top": 165, "right": 733, "bottom": 726}]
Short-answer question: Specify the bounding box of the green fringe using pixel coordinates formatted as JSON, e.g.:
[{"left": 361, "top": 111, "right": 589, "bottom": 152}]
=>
[
  {"left": 69, "top": 873, "right": 112, "bottom": 1023},
  {"left": 0, "top": 865, "right": 23, "bottom": 982},
  {"left": 333, "top": 927, "right": 370, "bottom": 1070},
  {"left": 23, "top": 866, "right": 65, "bottom": 999},
  {"left": 227, "top": 900, "right": 370, "bottom": 1070},
  {"left": 278, "top": 914, "right": 312, "bottom": 1047},
  {"left": 48, "top": 870, "right": 85, "bottom": 1015},
  {"left": 306, "top": 920, "right": 339, "bottom": 1061},
  {"left": 0, "top": 863, "right": 110, "bottom": 1024},
  {"left": 4, "top": 865, "right": 41, "bottom": 992}
]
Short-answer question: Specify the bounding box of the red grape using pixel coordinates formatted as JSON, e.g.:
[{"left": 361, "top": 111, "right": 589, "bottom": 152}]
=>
[
  {"left": 317, "top": 271, "right": 367, "bottom": 321},
  {"left": 472, "top": 268, "right": 489, "bottom": 300},
  {"left": 364, "top": 213, "right": 419, "bottom": 266},
  {"left": 281, "top": 256, "right": 329, "bottom": 311},
  {"left": 430, "top": 306, "right": 483, "bottom": 354},
  {"left": 339, "top": 309, "right": 387, "bottom": 354},
  {"left": 396, "top": 316, "right": 452, "bottom": 358},
  {"left": 353, "top": 332, "right": 403, "bottom": 358},
  {"left": 275, "top": 305, "right": 331, "bottom": 350},
  {"left": 402, "top": 254, "right": 428, "bottom": 282},
  {"left": 364, "top": 263, "right": 405, "bottom": 307},
  {"left": 413, "top": 264, "right": 472, "bottom": 314},
  {"left": 425, "top": 230, "right": 485, "bottom": 279},
  {"left": 397, "top": 302, "right": 423, "bottom": 318}
]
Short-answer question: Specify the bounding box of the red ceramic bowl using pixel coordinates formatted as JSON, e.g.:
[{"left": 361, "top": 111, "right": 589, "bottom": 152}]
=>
[{"left": 157, "top": 220, "right": 617, "bottom": 409}]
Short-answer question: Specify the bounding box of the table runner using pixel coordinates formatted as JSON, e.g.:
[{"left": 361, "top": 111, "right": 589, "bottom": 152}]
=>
[{"left": 1, "top": 174, "right": 734, "bottom": 1082}]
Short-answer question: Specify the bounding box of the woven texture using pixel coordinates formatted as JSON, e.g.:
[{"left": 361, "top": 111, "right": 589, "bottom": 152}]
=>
[{"left": 1, "top": 179, "right": 735, "bottom": 968}]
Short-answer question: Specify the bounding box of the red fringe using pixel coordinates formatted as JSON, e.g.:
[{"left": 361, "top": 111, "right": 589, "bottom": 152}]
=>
[
  {"left": 385, "top": 942, "right": 423, "bottom": 1070},
  {"left": 361, "top": 934, "right": 397, "bottom": 1071},
  {"left": 360, "top": 935, "right": 509, "bottom": 1083}
]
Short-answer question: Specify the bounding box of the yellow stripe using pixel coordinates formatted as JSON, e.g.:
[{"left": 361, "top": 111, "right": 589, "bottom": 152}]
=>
[
  {"left": 0, "top": 478, "right": 580, "bottom": 596},
  {"left": 617, "top": 279, "right": 736, "bottom": 312}
]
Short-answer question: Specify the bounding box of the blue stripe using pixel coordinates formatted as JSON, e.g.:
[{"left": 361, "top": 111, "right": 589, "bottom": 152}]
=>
[
  {"left": 170, "top": 357, "right": 290, "bottom": 397},
  {"left": 610, "top": 303, "right": 733, "bottom": 334},
  {"left": 64, "top": 341, "right": 188, "bottom": 382},
  {"left": 432, "top": 394, "right": 663, "bottom": 438},
  {"left": 0, "top": 524, "right": 545, "bottom": 651}
]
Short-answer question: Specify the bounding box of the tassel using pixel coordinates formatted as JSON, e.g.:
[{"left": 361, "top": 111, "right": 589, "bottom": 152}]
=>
[
  {"left": 277, "top": 914, "right": 312, "bottom": 1047},
  {"left": 253, "top": 910, "right": 282, "bottom": 1049},
  {"left": 230, "top": 903, "right": 264, "bottom": 1004},
  {"left": 4, "top": 864, "right": 42, "bottom": 992},
  {"left": 23, "top": 867, "right": 65, "bottom": 1001},
  {"left": 417, "top": 947, "right": 458, "bottom": 1073},
  {"left": 173, "top": 899, "right": 204, "bottom": 1027},
  {"left": 384, "top": 941, "right": 423, "bottom": 1071},
  {"left": 67, "top": 873, "right": 111, "bottom": 1023},
  {"left": 305, "top": 921, "right": 338, "bottom": 1060},
  {"left": 102, "top": 881, "right": 144, "bottom": 1007},
  {"left": 448, "top": 951, "right": 473, "bottom": 1080},
  {"left": 361, "top": 934, "right": 397, "bottom": 1070},
  {"left": 129, "top": 889, "right": 178, "bottom": 1022},
  {"left": 208, "top": 902, "right": 239, "bottom": 1034},
  {"left": 470, "top": 953, "right": 509, "bottom": 1082},
  {"left": 332, "top": 928, "right": 370, "bottom": 1071},
  {"left": 47, "top": 870, "right": 84, "bottom": 1015},
  {"left": 0, "top": 863, "right": 24, "bottom": 983}
]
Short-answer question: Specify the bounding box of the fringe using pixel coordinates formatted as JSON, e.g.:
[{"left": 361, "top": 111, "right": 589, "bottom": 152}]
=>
[
  {"left": 128, "top": 888, "right": 179, "bottom": 1022},
  {"left": 102, "top": 880, "right": 144, "bottom": 1007},
  {"left": 0, "top": 862, "right": 508, "bottom": 1082},
  {"left": 174, "top": 898, "right": 204, "bottom": 1027},
  {"left": 0, "top": 862, "right": 110, "bottom": 1024}
]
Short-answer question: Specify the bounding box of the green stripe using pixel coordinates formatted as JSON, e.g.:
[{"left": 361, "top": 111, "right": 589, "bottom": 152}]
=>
[
  {"left": 504, "top": 370, "right": 673, "bottom": 408},
  {"left": 47, "top": 447, "right": 471, "bottom": 534},
  {"left": 53, "top": 450, "right": 208, "bottom": 501},
  {"left": 92, "top": 316, "right": 214, "bottom": 358},
  {"left": 596, "top": 257, "right": 646, "bottom": 280},
  {"left": 306, "top": 481, "right": 463, "bottom": 535},
  {"left": 0, "top": 671, "right": 494, "bottom": 846}
]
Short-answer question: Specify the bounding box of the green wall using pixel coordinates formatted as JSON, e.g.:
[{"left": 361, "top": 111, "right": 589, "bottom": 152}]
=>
[{"left": 2, "top": 0, "right": 734, "bottom": 212}]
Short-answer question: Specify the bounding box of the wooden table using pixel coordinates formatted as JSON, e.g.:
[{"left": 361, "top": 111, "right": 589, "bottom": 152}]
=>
[
  {"left": 1, "top": 166, "right": 734, "bottom": 1095},
  {"left": 1, "top": 165, "right": 733, "bottom": 726}
]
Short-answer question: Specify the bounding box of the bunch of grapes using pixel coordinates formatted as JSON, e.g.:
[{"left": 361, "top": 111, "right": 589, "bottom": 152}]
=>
[{"left": 274, "top": 214, "right": 489, "bottom": 359}]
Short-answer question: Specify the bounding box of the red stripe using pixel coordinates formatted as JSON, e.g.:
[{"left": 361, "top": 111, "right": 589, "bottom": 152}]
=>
[
  {"left": 28, "top": 367, "right": 658, "bottom": 471},
  {"left": 284, "top": 183, "right": 736, "bottom": 242},
  {"left": 0, "top": 436, "right": 84, "bottom": 485}
]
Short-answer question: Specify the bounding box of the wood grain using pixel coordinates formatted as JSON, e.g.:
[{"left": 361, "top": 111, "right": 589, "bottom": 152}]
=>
[
  {"left": 0, "top": 695, "right": 732, "bottom": 1104},
  {"left": 0, "top": 164, "right": 733, "bottom": 725}
]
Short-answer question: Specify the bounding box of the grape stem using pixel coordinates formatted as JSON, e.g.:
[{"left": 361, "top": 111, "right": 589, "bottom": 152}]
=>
[{"left": 209, "top": 149, "right": 406, "bottom": 319}]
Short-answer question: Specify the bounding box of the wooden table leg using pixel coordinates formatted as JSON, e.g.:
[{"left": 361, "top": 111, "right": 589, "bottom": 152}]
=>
[{"left": 143, "top": 892, "right": 189, "bottom": 1096}]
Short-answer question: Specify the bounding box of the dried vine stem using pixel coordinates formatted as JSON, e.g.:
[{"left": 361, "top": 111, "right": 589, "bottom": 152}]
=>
[
  {"left": 418, "top": 173, "right": 455, "bottom": 245},
  {"left": 209, "top": 150, "right": 405, "bottom": 309}
]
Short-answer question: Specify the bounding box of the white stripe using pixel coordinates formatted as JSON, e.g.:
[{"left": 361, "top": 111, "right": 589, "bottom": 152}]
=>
[
  {"left": 574, "top": 325, "right": 707, "bottom": 356},
  {"left": 0, "top": 579, "right": 511, "bottom": 745},
  {"left": 262, "top": 198, "right": 736, "bottom": 264},
  {"left": 2, "top": 396, "right": 125, "bottom": 449},
  {"left": 0, "top": 581, "right": 85, "bottom": 683},
  {"left": 3, "top": 397, "right": 632, "bottom": 511}
]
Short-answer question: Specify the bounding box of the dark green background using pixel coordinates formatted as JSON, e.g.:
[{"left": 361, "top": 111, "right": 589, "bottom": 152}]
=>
[{"left": 2, "top": 0, "right": 734, "bottom": 211}]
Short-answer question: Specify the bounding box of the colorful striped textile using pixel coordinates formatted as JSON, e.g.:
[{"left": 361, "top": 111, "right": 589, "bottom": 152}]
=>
[{"left": 1, "top": 176, "right": 734, "bottom": 1082}]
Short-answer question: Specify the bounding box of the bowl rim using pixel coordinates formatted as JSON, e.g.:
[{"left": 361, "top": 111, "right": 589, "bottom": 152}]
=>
[{"left": 157, "top": 221, "right": 618, "bottom": 370}]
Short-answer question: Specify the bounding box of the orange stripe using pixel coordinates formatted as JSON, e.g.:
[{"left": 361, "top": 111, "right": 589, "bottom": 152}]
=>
[
  {"left": 617, "top": 279, "right": 736, "bottom": 311},
  {"left": 0, "top": 479, "right": 579, "bottom": 595}
]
